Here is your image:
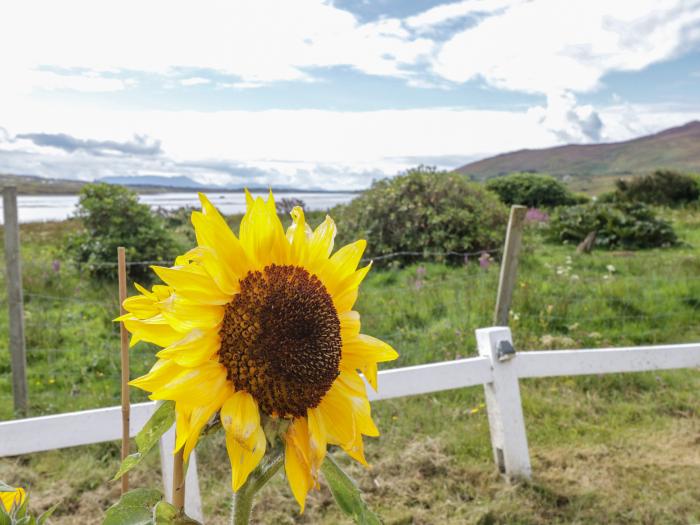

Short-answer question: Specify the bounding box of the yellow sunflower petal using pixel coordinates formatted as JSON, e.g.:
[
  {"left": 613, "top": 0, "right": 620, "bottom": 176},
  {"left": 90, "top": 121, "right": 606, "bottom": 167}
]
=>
[
  {"left": 182, "top": 386, "right": 231, "bottom": 461},
  {"left": 152, "top": 264, "right": 231, "bottom": 305},
  {"left": 307, "top": 407, "right": 328, "bottom": 485},
  {"left": 192, "top": 193, "right": 250, "bottom": 278},
  {"left": 159, "top": 296, "right": 224, "bottom": 332},
  {"left": 286, "top": 206, "right": 312, "bottom": 265},
  {"left": 123, "top": 315, "right": 184, "bottom": 348},
  {"left": 129, "top": 359, "right": 182, "bottom": 392},
  {"left": 226, "top": 424, "right": 266, "bottom": 492},
  {"left": 220, "top": 391, "right": 261, "bottom": 447},
  {"left": 339, "top": 310, "right": 361, "bottom": 339},
  {"left": 335, "top": 370, "right": 379, "bottom": 437},
  {"left": 341, "top": 333, "right": 398, "bottom": 376},
  {"left": 174, "top": 402, "right": 194, "bottom": 452},
  {"left": 239, "top": 191, "right": 287, "bottom": 268},
  {"left": 185, "top": 246, "right": 240, "bottom": 296},
  {"left": 284, "top": 417, "right": 315, "bottom": 513},
  {"left": 0, "top": 487, "right": 25, "bottom": 512},
  {"left": 316, "top": 381, "right": 356, "bottom": 447},
  {"left": 332, "top": 263, "right": 372, "bottom": 313},
  {"left": 362, "top": 361, "right": 379, "bottom": 391},
  {"left": 341, "top": 430, "right": 369, "bottom": 467},
  {"left": 221, "top": 391, "right": 266, "bottom": 491},
  {"left": 156, "top": 329, "right": 220, "bottom": 367},
  {"left": 307, "top": 215, "right": 336, "bottom": 266},
  {"left": 122, "top": 294, "right": 159, "bottom": 319},
  {"left": 149, "top": 361, "right": 228, "bottom": 405},
  {"left": 321, "top": 239, "right": 366, "bottom": 292}
]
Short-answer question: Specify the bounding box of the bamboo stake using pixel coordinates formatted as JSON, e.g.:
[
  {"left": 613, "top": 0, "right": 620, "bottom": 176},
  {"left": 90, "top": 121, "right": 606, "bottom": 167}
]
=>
[
  {"left": 172, "top": 447, "right": 186, "bottom": 510},
  {"left": 117, "top": 247, "right": 130, "bottom": 494}
]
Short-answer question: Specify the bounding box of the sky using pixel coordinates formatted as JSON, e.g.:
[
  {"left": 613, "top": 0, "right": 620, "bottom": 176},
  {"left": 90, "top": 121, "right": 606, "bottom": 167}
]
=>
[{"left": 1, "top": 0, "right": 700, "bottom": 190}]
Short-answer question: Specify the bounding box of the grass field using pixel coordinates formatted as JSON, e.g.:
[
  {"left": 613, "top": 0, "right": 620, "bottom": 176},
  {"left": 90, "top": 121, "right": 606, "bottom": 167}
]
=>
[{"left": 0, "top": 208, "right": 699, "bottom": 524}]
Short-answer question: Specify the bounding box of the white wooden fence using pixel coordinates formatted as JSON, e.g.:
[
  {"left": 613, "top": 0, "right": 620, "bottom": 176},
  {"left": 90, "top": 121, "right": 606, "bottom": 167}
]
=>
[{"left": 1, "top": 327, "right": 699, "bottom": 522}]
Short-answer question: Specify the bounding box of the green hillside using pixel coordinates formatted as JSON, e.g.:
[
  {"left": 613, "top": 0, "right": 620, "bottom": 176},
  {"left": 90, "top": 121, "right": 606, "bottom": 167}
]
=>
[{"left": 457, "top": 121, "right": 700, "bottom": 193}]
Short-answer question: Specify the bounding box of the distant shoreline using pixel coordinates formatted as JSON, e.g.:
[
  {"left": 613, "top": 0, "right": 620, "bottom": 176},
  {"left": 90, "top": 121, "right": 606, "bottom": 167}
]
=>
[
  {"left": 12, "top": 186, "right": 363, "bottom": 196},
  {"left": 0, "top": 173, "right": 364, "bottom": 196}
]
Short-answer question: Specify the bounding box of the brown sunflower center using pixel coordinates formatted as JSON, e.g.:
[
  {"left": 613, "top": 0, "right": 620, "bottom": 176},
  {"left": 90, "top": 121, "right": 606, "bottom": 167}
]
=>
[{"left": 218, "top": 264, "right": 341, "bottom": 418}]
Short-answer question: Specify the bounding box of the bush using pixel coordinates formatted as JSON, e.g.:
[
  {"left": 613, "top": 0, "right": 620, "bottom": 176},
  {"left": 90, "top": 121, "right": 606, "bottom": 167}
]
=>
[
  {"left": 614, "top": 169, "right": 700, "bottom": 206},
  {"left": 486, "top": 172, "right": 577, "bottom": 207},
  {"left": 68, "top": 183, "right": 181, "bottom": 281},
  {"left": 332, "top": 166, "right": 508, "bottom": 263},
  {"left": 548, "top": 201, "right": 677, "bottom": 250}
]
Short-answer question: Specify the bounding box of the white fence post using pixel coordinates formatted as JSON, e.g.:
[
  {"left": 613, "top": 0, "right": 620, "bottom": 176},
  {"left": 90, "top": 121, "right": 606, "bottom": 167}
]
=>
[
  {"left": 159, "top": 426, "right": 204, "bottom": 522},
  {"left": 476, "top": 326, "right": 531, "bottom": 481}
]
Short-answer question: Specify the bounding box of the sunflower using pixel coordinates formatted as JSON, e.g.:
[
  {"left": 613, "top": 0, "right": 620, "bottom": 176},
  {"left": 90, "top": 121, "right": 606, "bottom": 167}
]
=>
[
  {"left": 0, "top": 486, "right": 25, "bottom": 512},
  {"left": 121, "top": 191, "right": 397, "bottom": 510}
]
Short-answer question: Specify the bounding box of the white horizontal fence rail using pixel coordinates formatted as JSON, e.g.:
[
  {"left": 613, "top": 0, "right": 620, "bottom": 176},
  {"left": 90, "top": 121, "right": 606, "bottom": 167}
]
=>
[{"left": 1, "top": 327, "right": 699, "bottom": 523}]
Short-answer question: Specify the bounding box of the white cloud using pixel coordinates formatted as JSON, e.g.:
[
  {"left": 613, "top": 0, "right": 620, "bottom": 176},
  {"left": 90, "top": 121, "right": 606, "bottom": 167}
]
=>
[
  {"left": 0, "top": 0, "right": 433, "bottom": 94},
  {"left": 433, "top": 0, "right": 700, "bottom": 94},
  {"left": 528, "top": 92, "right": 603, "bottom": 143},
  {"left": 180, "top": 77, "right": 211, "bottom": 86},
  {"left": 2, "top": 99, "right": 698, "bottom": 189},
  {"left": 405, "top": 0, "right": 516, "bottom": 32},
  {"left": 5, "top": 70, "right": 131, "bottom": 94}
]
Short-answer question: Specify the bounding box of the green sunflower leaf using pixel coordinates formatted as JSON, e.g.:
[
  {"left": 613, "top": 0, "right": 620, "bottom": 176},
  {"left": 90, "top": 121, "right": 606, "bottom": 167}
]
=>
[
  {"left": 135, "top": 402, "right": 176, "bottom": 453},
  {"left": 112, "top": 401, "right": 176, "bottom": 481},
  {"left": 102, "top": 488, "right": 163, "bottom": 525},
  {"left": 321, "top": 455, "right": 382, "bottom": 525},
  {"left": 37, "top": 503, "right": 59, "bottom": 525}
]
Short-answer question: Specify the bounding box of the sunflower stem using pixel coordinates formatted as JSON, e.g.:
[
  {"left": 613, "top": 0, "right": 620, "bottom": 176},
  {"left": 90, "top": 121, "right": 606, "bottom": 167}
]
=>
[{"left": 230, "top": 445, "right": 284, "bottom": 525}]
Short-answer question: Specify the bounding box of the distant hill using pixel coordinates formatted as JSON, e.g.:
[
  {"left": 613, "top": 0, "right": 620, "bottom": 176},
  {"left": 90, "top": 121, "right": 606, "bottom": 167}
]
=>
[
  {"left": 0, "top": 173, "right": 87, "bottom": 194},
  {"left": 457, "top": 121, "right": 700, "bottom": 193},
  {"left": 98, "top": 175, "right": 205, "bottom": 188}
]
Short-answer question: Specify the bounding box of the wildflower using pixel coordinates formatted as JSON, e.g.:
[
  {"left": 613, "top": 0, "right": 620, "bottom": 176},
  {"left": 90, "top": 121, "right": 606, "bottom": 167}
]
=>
[
  {"left": 52, "top": 260, "right": 60, "bottom": 273},
  {"left": 525, "top": 208, "right": 549, "bottom": 223},
  {"left": 120, "top": 191, "right": 397, "bottom": 511},
  {"left": 479, "top": 252, "right": 491, "bottom": 270},
  {"left": 606, "top": 264, "right": 616, "bottom": 273}
]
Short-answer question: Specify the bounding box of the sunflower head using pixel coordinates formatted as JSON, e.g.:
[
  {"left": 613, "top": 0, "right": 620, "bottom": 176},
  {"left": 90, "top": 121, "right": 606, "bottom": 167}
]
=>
[{"left": 122, "top": 190, "right": 397, "bottom": 510}]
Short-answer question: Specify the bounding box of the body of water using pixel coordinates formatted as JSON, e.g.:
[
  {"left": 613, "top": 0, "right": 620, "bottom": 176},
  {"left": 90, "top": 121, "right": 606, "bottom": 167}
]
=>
[{"left": 0, "top": 191, "right": 357, "bottom": 224}]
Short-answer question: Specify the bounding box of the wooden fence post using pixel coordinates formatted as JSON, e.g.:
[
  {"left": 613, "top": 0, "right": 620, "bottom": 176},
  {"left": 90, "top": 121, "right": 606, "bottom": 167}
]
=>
[
  {"left": 117, "top": 247, "right": 130, "bottom": 494},
  {"left": 476, "top": 326, "right": 531, "bottom": 480},
  {"left": 494, "top": 205, "right": 527, "bottom": 326},
  {"left": 3, "top": 187, "right": 28, "bottom": 415}
]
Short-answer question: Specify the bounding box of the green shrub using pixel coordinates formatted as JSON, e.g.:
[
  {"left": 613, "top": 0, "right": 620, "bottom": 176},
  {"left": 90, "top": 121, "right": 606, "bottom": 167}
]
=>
[
  {"left": 67, "top": 183, "right": 181, "bottom": 281},
  {"left": 548, "top": 201, "right": 677, "bottom": 250},
  {"left": 486, "top": 172, "right": 577, "bottom": 207},
  {"left": 614, "top": 169, "right": 700, "bottom": 206},
  {"left": 332, "top": 166, "right": 508, "bottom": 263}
]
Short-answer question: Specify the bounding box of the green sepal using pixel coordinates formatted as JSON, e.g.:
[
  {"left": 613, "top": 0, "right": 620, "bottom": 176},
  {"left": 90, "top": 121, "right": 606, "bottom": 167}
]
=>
[
  {"left": 321, "top": 455, "right": 382, "bottom": 525},
  {"left": 152, "top": 502, "right": 201, "bottom": 525},
  {"left": 113, "top": 401, "right": 176, "bottom": 481}
]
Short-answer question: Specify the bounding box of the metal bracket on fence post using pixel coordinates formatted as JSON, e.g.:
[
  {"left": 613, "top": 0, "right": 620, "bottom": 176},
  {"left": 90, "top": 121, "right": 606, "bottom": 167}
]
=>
[
  {"left": 476, "top": 326, "right": 531, "bottom": 481},
  {"left": 159, "top": 425, "right": 204, "bottom": 522}
]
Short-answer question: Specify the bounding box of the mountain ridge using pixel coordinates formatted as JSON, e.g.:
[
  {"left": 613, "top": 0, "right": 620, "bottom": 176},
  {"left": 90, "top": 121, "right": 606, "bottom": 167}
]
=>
[{"left": 456, "top": 121, "right": 700, "bottom": 187}]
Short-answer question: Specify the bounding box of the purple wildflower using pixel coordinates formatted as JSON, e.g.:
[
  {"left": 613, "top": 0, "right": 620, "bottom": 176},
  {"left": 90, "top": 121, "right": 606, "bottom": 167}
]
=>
[{"left": 525, "top": 208, "right": 549, "bottom": 223}]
